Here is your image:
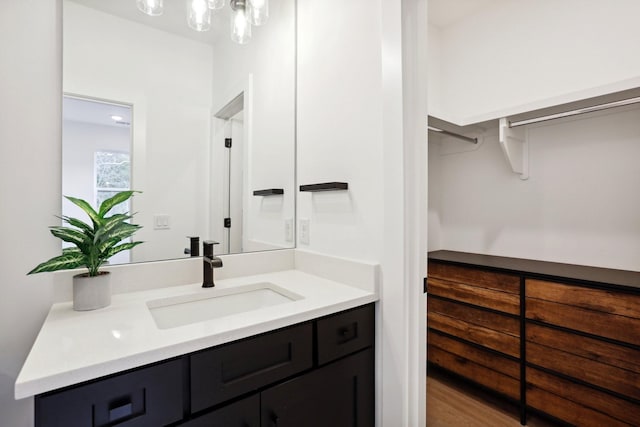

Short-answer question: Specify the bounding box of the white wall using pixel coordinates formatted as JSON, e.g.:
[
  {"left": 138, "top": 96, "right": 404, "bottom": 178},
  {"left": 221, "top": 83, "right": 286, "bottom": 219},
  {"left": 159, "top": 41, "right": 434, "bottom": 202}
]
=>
[
  {"left": 429, "top": 105, "right": 640, "bottom": 271},
  {"left": 64, "top": 2, "right": 213, "bottom": 263},
  {"left": 210, "top": 0, "right": 296, "bottom": 253},
  {"left": 297, "top": 0, "right": 384, "bottom": 261},
  {"left": 431, "top": 0, "right": 640, "bottom": 123},
  {"left": 298, "top": 0, "right": 427, "bottom": 425},
  {"left": 0, "top": 1, "right": 61, "bottom": 425}
]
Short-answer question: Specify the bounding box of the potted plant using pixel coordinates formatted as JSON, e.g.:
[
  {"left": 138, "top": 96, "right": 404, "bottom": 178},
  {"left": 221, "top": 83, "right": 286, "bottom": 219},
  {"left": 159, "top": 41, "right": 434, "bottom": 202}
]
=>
[{"left": 28, "top": 190, "right": 143, "bottom": 311}]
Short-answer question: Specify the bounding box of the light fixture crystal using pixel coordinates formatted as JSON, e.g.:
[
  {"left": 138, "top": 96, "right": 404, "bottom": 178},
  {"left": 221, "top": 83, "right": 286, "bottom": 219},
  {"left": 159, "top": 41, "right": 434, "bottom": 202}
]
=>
[
  {"left": 248, "top": 0, "right": 268, "bottom": 26},
  {"left": 187, "top": 0, "right": 212, "bottom": 32},
  {"left": 208, "top": 0, "right": 225, "bottom": 10},
  {"left": 230, "top": 0, "right": 251, "bottom": 44},
  {"left": 136, "top": 0, "right": 163, "bottom": 16}
]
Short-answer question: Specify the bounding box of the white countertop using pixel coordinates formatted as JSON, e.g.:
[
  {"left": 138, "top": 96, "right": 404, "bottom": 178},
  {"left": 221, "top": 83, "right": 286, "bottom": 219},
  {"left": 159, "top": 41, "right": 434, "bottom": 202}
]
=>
[{"left": 15, "top": 268, "right": 377, "bottom": 399}]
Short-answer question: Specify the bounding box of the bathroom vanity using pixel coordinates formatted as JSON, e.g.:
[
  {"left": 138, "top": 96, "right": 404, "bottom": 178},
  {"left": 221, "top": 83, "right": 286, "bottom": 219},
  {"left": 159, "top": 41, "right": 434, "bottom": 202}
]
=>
[
  {"left": 16, "top": 260, "right": 378, "bottom": 427},
  {"left": 427, "top": 250, "right": 640, "bottom": 427}
]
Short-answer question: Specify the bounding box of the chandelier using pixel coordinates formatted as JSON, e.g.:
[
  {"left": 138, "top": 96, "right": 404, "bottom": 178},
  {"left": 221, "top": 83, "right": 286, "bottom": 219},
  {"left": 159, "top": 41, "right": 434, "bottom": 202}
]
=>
[{"left": 135, "top": 0, "right": 268, "bottom": 44}]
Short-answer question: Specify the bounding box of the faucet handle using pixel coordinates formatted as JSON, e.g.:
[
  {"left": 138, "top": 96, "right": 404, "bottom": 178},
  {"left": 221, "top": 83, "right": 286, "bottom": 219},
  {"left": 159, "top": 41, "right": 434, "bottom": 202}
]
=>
[{"left": 202, "top": 240, "right": 220, "bottom": 258}]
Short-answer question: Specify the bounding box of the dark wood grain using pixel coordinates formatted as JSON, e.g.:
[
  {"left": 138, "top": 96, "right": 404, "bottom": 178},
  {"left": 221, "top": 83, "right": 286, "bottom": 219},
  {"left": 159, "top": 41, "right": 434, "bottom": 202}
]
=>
[
  {"left": 428, "top": 261, "right": 520, "bottom": 294},
  {"left": 527, "top": 341, "right": 640, "bottom": 400},
  {"left": 526, "top": 279, "right": 640, "bottom": 319},
  {"left": 428, "top": 330, "right": 520, "bottom": 379},
  {"left": 526, "top": 297, "right": 640, "bottom": 346},
  {"left": 527, "top": 368, "right": 640, "bottom": 427},
  {"left": 429, "top": 278, "right": 520, "bottom": 315},
  {"left": 428, "top": 297, "right": 520, "bottom": 337},
  {"left": 428, "top": 311, "right": 520, "bottom": 358},
  {"left": 526, "top": 323, "right": 640, "bottom": 374},
  {"left": 428, "top": 345, "right": 520, "bottom": 400},
  {"left": 527, "top": 382, "right": 632, "bottom": 427}
]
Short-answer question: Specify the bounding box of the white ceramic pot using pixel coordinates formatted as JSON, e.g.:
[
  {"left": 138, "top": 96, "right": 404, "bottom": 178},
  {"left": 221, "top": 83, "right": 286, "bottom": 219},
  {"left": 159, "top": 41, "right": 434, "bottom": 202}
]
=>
[{"left": 73, "top": 272, "right": 111, "bottom": 311}]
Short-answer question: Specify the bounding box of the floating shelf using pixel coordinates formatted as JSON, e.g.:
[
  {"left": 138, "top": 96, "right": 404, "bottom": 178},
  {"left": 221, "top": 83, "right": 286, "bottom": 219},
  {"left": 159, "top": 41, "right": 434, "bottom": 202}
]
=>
[
  {"left": 253, "top": 188, "right": 284, "bottom": 196},
  {"left": 299, "top": 182, "right": 349, "bottom": 192}
]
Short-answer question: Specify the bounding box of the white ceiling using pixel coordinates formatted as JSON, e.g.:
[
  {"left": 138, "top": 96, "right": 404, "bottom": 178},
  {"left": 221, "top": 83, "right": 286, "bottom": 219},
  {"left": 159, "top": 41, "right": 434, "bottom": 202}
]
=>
[
  {"left": 63, "top": 96, "right": 132, "bottom": 128},
  {"left": 429, "top": 0, "right": 508, "bottom": 28},
  {"left": 67, "top": 0, "right": 228, "bottom": 45}
]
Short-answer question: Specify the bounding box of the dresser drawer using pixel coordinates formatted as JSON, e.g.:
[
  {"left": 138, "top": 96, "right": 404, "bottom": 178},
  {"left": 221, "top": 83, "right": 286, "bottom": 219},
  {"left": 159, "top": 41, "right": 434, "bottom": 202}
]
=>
[
  {"left": 428, "top": 261, "right": 520, "bottom": 293},
  {"left": 526, "top": 279, "right": 640, "bottom": 345},
  {"left": 316, "top": 303, "right": 375, "bottom": 365},
  {"left": 427, "top": 298, "right": 520, "bottom": 358},
  {"left": 428, "top": 344, "right": 520, "bottom": 400},
  {"left": 35, "top": 359, "right": 183, "bottom": 427},
  {"left": 190, "top": 322, "right": 313, "bottom": 413},
  {"left": 527, "top": 368, "right": 639, "bottom": 427},
  {"left": 428, "top": 330, "right": 519, "bottom": 380},
  {"left": 526, "top": 323, "right": 640, "bottom": 400},
  {"left": 428, "top": 277, "right": 520, "bottom": 315}
]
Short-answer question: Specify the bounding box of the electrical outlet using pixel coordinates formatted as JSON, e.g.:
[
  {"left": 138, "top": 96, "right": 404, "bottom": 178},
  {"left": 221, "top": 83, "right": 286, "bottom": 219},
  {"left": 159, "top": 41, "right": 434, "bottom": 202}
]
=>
[
  {"left": 299, "top": 219, "right": 310, "bottom": 245},
  {"left": 284, "top": 218, "right": 293, "bottom": 242},
  {"left": 153, "top": 214, "right": 170, "bottom": 230}
]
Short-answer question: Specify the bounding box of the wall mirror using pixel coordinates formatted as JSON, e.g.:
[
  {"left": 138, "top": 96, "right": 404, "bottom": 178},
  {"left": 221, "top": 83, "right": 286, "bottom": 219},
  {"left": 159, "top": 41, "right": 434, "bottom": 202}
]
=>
[{"left": 62, "top": 0, "right": 296, "bottom": 264}]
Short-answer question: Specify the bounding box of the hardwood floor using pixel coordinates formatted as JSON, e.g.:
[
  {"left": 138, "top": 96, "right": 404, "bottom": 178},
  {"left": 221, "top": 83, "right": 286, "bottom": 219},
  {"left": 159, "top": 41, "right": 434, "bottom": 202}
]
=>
[{"left": 427, "top": 370, "right": 556, "bottom": 427}]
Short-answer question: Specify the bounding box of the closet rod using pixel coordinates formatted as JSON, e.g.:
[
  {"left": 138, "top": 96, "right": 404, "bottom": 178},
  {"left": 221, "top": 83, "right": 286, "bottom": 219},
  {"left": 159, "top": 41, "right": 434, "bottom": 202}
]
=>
[
  {"left": 510, "top": 96, "right": 640, "bottom": 128},
  {"left": 427, "top": 126, "right": 478, "bottom": 144}
]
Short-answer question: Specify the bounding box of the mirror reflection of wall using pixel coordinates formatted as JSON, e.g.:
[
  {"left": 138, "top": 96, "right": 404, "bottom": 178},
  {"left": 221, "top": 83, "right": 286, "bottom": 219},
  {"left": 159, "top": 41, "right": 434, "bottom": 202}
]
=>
[
  {"left": 62, "top": 0, "right": 295, "bottom": 264},
  {"left": 62, "top": 96, "right": 132, "bottom": 264}
]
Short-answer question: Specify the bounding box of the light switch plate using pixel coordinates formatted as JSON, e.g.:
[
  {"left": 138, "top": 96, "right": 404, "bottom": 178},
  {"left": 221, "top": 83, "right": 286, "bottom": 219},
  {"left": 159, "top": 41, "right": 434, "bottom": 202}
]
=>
[
  {"left": 284, "top": 218, "right": 293, "bottom": 242},
  {"left": 299, "top": 219, "right": 310, "bottom": 245},
  {"left": 153, "top": 214, "right": 170, "bottom": 230}
]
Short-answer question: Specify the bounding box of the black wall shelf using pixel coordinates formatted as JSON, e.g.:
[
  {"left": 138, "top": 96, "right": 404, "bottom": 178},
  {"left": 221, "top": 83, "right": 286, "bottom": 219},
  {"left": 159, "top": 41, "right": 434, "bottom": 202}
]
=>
[
  {"left": 253, "top": 188, "right": 284, "bottom": 196},
  {"left": 299, "top": 182, "right": 349, "bottom": 192}
]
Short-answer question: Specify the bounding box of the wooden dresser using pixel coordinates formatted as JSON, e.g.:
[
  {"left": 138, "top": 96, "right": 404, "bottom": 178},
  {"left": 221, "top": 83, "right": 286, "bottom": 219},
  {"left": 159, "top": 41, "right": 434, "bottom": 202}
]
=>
[{"left": 427, "top": 251, "right": 640, "bottom": 427}]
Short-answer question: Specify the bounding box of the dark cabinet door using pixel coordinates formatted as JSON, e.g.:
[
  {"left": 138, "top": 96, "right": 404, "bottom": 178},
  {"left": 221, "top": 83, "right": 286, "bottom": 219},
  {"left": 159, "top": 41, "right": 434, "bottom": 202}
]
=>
[
  {"left": 261, "top": 348, "right": 374, "bottom": 427},
  {"left": 179, "top": 394, "right": 259, "bottom": 427}
]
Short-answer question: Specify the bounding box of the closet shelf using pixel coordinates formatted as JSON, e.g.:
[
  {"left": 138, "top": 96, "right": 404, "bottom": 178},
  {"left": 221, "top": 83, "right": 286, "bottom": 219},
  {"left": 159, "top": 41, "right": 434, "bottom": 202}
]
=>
[
  {"left": 253, "top": 188, "right": 284, "bottom": 196},
  {"left": 432, "top": 86, "right": 640, "bottom": 181},
  {"left": 299, "top": 182, "right": 348, "bottom": 192}
]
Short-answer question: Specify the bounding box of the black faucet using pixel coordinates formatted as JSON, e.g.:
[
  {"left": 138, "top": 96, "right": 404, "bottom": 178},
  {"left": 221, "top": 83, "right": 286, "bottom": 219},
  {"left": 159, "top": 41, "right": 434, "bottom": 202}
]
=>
[{"left": 202, "top": 240, "right": 223, "bottom": 288}]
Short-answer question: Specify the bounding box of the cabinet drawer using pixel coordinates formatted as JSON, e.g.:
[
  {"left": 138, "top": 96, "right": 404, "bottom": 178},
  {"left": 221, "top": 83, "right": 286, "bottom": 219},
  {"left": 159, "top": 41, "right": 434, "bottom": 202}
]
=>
[
  {"left": 526, "top": 323, "right": 640, "bottom": 400},
  {"left": 35, "top": 359, "right": 183, "bottom": 427},
  {"left": 428, "top": 330, "right": 519, "bottom": 380},
  {"left": 427, "top": 301, "right": 520, "bottom": 358},
  {"left": 428, "top": 345, "right": 519, "bottom": 400},
  {"left": 428, "top": 261, "right": 520, "bottom": 294},
  {"left": 317, "top": 303, "right": 375, "bottom": 365},
  {"left": 526, "top": 279, "right": 640, "bottom": 345},
  {"left": 179, "top": 394, "right": 259, "bottom": 427},
  {"left": 190, "top": 322, "right": 313, "bottom": 413},
  {"left": 428, "top": 278, "right": 520, "bottom": 315},
  {"left": 527, "top": 368, "right": 639, "bottom": 427}
]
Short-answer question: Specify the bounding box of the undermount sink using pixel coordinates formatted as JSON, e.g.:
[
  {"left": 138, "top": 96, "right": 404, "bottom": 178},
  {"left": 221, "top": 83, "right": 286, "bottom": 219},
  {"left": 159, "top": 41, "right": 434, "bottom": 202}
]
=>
[{"left": 147, "top": 282, "right": 303, "bottom": 329}]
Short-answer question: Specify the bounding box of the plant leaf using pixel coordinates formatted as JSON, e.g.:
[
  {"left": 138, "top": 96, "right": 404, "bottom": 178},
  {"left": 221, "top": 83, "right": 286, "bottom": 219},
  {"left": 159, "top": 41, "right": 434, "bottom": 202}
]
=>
[
  {"left": 60, "top": 215, "right": 94, "bottom": 236},
  {"left": 98, "top": 191, "right": 138, "bottom": 218},
  {"left": 65, "top": 196, "right": 101, "bottom": 226},
  {"left": 98, "top": 224, "right": 142, "bottom": 254},
  {"left": 50, "top": 226, "right": 91, "bottom": 249},
  {"left": 93, "top": 214, "right": 134, "bottom": 243},
  {"left": 105, "top": 241, "right": 144, "bottom": 259},
  {"left": 27, "top": 252, "right": 85, "bottom": 274}
]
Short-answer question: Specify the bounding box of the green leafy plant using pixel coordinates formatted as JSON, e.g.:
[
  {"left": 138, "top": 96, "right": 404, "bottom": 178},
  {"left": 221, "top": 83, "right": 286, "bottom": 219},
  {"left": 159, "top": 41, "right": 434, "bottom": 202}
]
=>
[{"left": 28, "top": 191, "right": 143, "bottom": 277}]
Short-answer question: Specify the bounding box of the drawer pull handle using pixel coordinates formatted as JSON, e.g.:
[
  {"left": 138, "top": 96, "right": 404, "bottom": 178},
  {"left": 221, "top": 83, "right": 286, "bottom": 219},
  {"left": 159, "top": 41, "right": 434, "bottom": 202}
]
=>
[
  {"left": 270, "top": 412, "right": 279, "bottom": 426},
  {"left": 337, "top": 323, "right": 358, "bottom": 344},
  {"left": 108, "top": 399, "right": 133, "bottom": 422}
]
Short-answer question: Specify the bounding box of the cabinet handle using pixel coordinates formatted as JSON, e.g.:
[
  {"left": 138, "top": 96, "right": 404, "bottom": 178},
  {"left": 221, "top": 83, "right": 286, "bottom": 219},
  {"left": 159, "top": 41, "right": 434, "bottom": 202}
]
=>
[
  {"left": 270, "top": 412, "right": 279, "bottom": 426},
  {"left": 108, "top": 398, "right": 133, "bottom": 422}
]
